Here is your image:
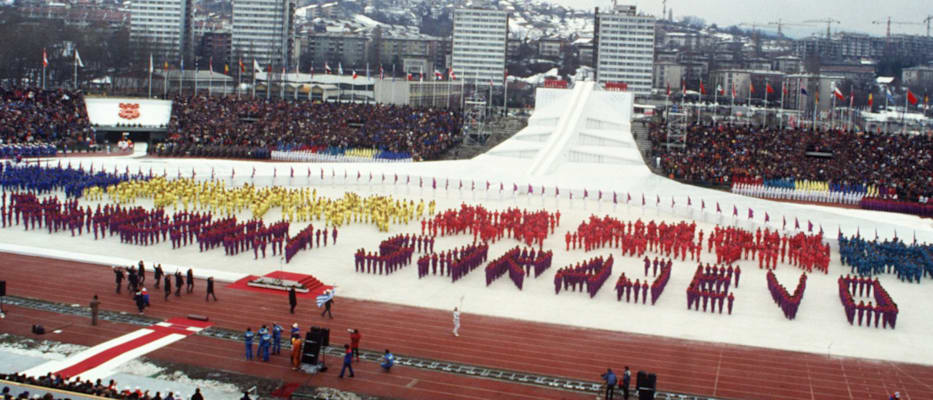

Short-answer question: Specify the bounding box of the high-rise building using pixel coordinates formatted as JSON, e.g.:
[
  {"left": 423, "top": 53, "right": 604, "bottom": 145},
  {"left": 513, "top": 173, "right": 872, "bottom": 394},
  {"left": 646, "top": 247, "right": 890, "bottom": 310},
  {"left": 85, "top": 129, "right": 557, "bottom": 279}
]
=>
[
  {"left": 129, "top": 0, "right": 194, "bottom": 62},
  {"left": 231, "top": 0, "right": 296, "bottom": 69},
  {"left": 594, "top": 3, "right": 655, "bottom": 95},
  {"left": 451, "top": 8, "right": 508, "bottom": 85}
]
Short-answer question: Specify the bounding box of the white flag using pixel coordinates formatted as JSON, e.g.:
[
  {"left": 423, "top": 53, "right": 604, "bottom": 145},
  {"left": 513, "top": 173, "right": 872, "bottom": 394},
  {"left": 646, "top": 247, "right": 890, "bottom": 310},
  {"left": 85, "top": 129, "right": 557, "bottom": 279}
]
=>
[{"left": 75, "top": 49, "right": 84, "bottom": 68}]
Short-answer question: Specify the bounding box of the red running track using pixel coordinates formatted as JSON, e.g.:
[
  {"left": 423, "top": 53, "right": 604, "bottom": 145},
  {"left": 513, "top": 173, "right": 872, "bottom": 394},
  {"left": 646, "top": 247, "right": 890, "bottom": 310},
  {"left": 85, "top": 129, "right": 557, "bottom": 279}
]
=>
[{"left": 2, "top": 252, "right": 933, "bottom": 400}]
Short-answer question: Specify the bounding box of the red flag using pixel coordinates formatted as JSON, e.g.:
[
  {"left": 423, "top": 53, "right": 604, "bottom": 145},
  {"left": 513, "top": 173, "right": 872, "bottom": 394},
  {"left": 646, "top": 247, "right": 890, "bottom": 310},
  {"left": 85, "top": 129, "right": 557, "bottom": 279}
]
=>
[
  {"left": 868, "top": 93, "right": 873, "bottom": 107},
  {"left": 782, "top": 82, "right": 788, "bottom": 95},
  {"left": 239, "top": 58, "right": 245, "bottom": 73},
  {"left": 352, "top": 70, "right": 358, "bottom": 79},
  {"left": 699, "top": 80, "right": 706, "bottom": 95},
  {"left": 681, "top": 79, "right": 686, "bottom": 95},
  {"left": 749, "top": 82, "right": 755, "bottom": 94},
  {"left": 833, "top": 87, "right": 844, "bottom": 101},
  {"left": 448, "top": 68, "right": 456, "bottom": 80},
  {"left": 907, "top": 90, "right": 918, "bottom": 105},
  {"left": 731, "top": 82, "right": 736, "bottom": 98},
  {"left": 766, "top": 83, "right": 774, "bottom": 95},
  {"left": 42, "top": 48, "right": 49, "bottom": 68},
  {"left": 666, "top": 83, "right": 671, "bottom": 97}
]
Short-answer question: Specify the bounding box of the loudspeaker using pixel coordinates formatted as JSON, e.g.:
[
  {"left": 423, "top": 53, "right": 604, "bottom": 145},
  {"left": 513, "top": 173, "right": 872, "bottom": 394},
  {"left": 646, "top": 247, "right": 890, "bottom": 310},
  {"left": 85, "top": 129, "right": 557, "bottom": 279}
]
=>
[
  {"left": 301, "top": 339, "right": 321, "bottom": 364},
  {"left": 310, "top": 327, "right": 330, "bottom": 347},
  {"left": 32, "top": 324, "right": 45, "bottom": 335},
  {"left": 0, "top": 280, "right": 5, "bottom": 296},
  {"left": 647, "top": 373, "right": 656, "bottom": 390},
  {"left": 636, "top": 371, "right": 647, "bottom": 389},
  {"left": 638, "top": 389, "right": 654, "bottom": 400}
]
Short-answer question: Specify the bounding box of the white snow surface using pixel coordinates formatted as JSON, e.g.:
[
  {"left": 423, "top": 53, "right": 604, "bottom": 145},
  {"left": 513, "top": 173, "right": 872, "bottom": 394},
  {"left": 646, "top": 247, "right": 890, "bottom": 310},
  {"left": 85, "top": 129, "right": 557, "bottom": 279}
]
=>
[
  {"left": 3, "top": 87, "right": 933, "bottom": 369},
  {"left": 0, "top": 341, "right": 242, "bottom": 399}
]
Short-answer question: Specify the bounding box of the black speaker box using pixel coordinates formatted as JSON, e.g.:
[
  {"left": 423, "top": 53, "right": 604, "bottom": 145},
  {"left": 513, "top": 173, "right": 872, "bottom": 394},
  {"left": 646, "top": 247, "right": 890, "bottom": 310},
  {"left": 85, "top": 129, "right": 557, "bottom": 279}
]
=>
[
  {"left": 647, "top": 373, "right": 657, "bottom": 389},
  {"left": 0, "top": 280, "right": 5, "bottom": 296},
  {"left": 638, "top": 389, "right": 655, "bottom": 400},
  {"left": 310, "top": 326, "right": 330, "bottom": 347},
  {"left": 636, "top": 370, "right": 647, "bottom": 388},
  {"left": 301, "top": 340, "right": 321, "bottom": 364}
]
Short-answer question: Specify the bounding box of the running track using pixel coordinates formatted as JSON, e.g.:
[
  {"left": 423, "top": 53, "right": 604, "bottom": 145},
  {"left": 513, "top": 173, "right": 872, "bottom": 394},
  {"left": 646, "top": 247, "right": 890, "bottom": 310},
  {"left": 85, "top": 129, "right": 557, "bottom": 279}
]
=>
[{"left": 2, "top": 252, "right": 932, "bottom": 400}]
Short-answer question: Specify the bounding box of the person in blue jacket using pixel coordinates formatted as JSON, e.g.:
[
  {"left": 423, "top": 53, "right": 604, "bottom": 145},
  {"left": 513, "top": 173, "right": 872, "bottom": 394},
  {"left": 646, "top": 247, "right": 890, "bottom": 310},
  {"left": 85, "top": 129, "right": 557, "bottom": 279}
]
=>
[
  {"left": 243, "top": 328, "right": 254, "bottom": 360},
  {"left": 381, "top": 349, "right": 395, "bottom": 372},
  {"left": 260, "top": 329, "right": 272, "bottom": 362},
  {"left": 272, "top": 323, "right": 283, "bottom": 355},
  {"left": 601, "top": 368, "right": 617, "bottom": 400},
  {"left": 339, "top": 344, "right": 355, "bottom": 378}
]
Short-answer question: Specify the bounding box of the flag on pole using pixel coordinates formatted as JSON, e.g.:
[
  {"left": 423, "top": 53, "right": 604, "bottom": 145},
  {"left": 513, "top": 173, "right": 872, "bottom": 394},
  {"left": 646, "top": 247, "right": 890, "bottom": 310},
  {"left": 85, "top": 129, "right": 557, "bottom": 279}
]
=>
[
  {"left": 906, "top": 89, "right": 919, "bottom": 105},
  {"left": 379, "top": 65, "right": 384, "bottom": 80},
  {"left": 42, "top": 48, "right": 49, "bottom": 68},
  {"left": 800, "top": 87, "right": 809, "bottom": 96},
  {"left": 867, "top": 93, "right": 873, "bottom": 107},
  {"left": 149, "top": 54, "right": 154, "bottom": 73},
  {"left": 765, "top": 212, "right": 770, "bottom": 223},
  {"left": 766, "top": 83, "right": 774, "bottom": 95},
  {"left": 338, "top": 63, "right": 344, "bottom": 75},
  {"left": 352, "top": 70, "right": 358, "bottom": 79},
  {"left": 325, "top": 62, "right": 332, "bottom": 74},
  {"left": 717, "top": 85, "right": 724, "bottom": 96},
  {"left": 833, "top": 86, "right": 844, "bottom": 101},
  {"left": 74, "top": 49, "right": 84, "bottom": 68}
]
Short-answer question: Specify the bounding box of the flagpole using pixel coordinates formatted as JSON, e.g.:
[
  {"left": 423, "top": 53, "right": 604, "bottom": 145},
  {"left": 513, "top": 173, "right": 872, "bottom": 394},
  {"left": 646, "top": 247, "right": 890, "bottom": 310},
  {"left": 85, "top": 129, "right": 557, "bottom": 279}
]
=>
[
  {"left": 883, "top": 85, "right": 889, "bottom": 133},
  {"left": 42, "top": 49, "right": 46, "bottom": 90},
  {"left": 148, "top": 54, "right": 153, "bottom": 98},
  {"left": 163, "top": 61, "right": 168, "bottom": 98},
  {"left": 848, "top": 84, "right": 854, "bottom": 132},
  {"left": 779, "top": 80, "right": 785, "bottom": 131},
  {"left": 813, "top": 88, "right": 818, "bottom": 132},
  {"left": 194, "top": 62, "right": 199, "bottom": 94},
  {"left": 830, "top": 87, "right": 836, "bottom": 130},
  {"left": 503, "top": 71, "right": 508, "bottom": 116},
  {"left": 179, "top": 60, "right": 184, "bottom": 96},
  {"left": 460, "top": 70, "right": 465, "bottom": 110},
  {"left": 252, "top": 58, "right": 256, "bottom": 99},
  {"left": 746, "top": 81, "right": 751, "bottom": 128},
  {"left": 73, "top": 51, "right": 78, "bottom": 89},
  {"left": 902, "top": 89, "right": 908, "bottom": 135}
]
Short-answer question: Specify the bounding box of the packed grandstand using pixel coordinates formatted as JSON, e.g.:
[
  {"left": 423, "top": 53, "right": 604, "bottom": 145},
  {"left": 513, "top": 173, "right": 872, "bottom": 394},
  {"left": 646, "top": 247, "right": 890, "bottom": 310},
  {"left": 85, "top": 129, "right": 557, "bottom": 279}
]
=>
[{"left": 646, "top": 121, "right": 933, "bottom": 216}]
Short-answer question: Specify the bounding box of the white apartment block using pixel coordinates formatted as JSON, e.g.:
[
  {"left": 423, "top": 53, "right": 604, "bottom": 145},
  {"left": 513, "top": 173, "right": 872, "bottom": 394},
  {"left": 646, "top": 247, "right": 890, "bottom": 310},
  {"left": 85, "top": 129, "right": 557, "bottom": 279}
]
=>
[
  {"left": 451, "top": 8, "right": 508, "bottom": 86},
  {"left": 231, "top": 0, "right": 296, "bottom": 69},
  {"left": 594, "top": 4, "right": 655, "bottom": 95},
  {"left": 129, "top": 0, "right": 194, "bottom": 62}
]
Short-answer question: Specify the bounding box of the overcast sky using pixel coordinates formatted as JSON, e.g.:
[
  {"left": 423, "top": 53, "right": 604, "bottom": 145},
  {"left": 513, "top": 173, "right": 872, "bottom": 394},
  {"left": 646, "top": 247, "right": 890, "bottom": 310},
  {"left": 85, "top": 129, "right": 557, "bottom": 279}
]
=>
[{"left": 547, "top": 0, "right": 931, "bottom": 38}]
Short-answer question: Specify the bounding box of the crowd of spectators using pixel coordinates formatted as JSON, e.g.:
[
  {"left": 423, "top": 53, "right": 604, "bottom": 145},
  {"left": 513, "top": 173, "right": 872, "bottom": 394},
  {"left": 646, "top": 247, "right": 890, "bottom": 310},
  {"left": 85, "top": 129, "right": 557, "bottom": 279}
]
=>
[
  {"left": 1, "top": 373, "right": 208, "bottom": 400},
  {"left": 151, "top": 95, "right": 462, "bottom": 161},
  {"left": 0, "top": 87, "right": 91, "bottom": 151},
  {"left": 648, "top": 122, "right": 933, "bottom": 203}
]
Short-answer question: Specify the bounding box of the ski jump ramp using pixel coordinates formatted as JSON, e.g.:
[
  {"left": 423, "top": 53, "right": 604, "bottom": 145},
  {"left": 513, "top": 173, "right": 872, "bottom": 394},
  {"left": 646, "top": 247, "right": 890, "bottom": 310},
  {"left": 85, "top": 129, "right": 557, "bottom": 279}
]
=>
[{"left": 481, "top": 81, "right": 646, "bottom": 177}]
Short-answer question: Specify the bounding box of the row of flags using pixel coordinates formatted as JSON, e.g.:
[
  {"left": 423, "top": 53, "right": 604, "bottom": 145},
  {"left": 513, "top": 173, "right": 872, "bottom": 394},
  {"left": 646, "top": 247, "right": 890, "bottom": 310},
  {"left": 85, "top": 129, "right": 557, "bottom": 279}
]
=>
[
  {"left": 148, "top": 55, "right": 463, "bottom": 82},
  {"left": 665, "top": 76, "right": 930, "bottom": 107}
]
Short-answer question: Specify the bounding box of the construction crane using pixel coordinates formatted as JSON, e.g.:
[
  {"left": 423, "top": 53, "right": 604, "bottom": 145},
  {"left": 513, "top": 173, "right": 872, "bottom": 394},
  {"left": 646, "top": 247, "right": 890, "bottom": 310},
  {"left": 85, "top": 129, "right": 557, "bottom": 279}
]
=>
[
  {"left": 766, "top": 19, "right": 812, "bottom": 37},
  {"left": 872, "top": 17, "right": 923, "bottom": 40},
  {"left": 803, "top": 18, "right": 840, "bottom": 39},
  {"left": 924, "top": 15, "right": 933, "bottom": 37}
]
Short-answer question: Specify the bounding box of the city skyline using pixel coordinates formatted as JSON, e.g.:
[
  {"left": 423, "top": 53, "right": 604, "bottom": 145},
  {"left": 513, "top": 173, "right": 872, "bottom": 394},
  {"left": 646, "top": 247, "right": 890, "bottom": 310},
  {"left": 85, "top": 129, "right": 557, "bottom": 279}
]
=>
[{"left": 548, "top": 0, "right": 931, "bottom": 38}]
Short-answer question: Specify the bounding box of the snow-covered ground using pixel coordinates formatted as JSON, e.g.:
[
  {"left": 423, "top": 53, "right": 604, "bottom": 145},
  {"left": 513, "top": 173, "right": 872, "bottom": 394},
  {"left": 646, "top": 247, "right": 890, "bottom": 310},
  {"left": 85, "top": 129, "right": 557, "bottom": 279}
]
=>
[
  {"left": 0, "top": 336, "right": 243, "bottom": 399},
  {"left": 3, "top": 87, "right": 932, "bottom": 370}
]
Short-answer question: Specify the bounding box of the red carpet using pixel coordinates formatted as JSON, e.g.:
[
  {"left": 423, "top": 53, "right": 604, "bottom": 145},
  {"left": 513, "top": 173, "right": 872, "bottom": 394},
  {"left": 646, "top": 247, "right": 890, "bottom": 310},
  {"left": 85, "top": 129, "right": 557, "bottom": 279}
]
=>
[
  {"left": 226, "top": 270, "right": 332, "bottom": 299},
  {"left": 269, "top": 382, "right": 301, "bottom": 398}
]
